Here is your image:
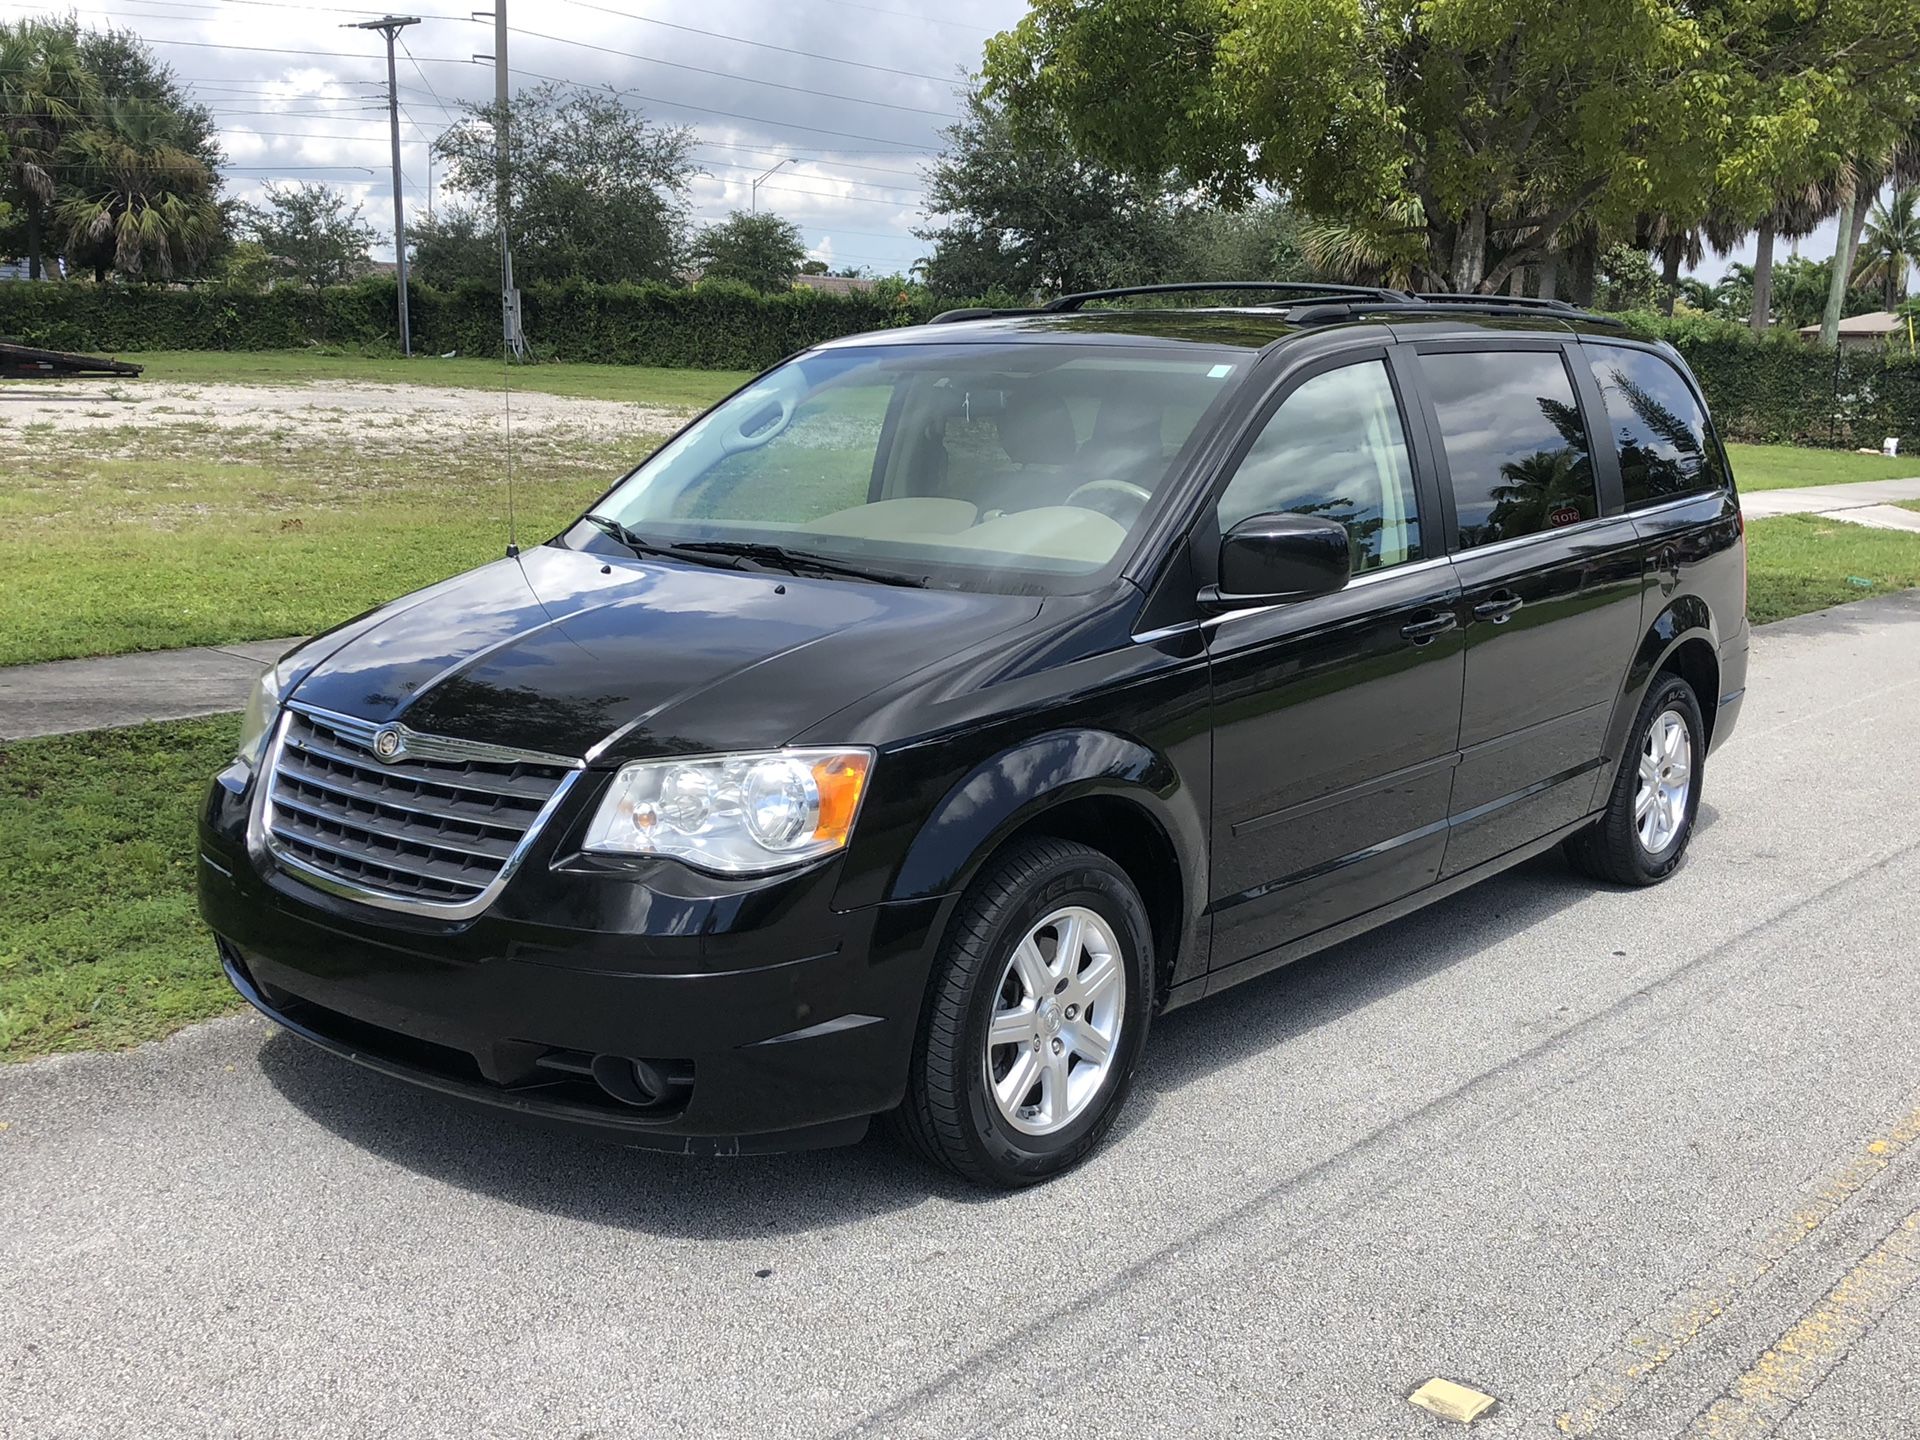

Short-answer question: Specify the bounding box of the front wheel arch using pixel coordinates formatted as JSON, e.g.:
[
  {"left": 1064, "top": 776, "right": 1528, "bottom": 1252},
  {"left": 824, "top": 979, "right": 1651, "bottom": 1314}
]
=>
[{"left": 883, "top": 730, "right": 1205, "bottom": 1001}]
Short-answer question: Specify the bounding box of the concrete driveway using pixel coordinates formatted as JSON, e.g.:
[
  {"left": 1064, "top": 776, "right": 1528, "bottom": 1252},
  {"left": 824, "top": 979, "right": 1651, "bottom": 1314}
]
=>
[{"left": 5, "top": 595, "right": 1920, "bottom": 1439}]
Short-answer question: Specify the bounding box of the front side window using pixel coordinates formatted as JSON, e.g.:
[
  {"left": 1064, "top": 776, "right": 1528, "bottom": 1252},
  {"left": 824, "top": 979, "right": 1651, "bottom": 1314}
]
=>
[
  {"left": 1421, "top": 349, "right": 1598, "bottom": 549},
  {"left": 589, "top": 342, "right": 1247, "bottom": 594},
  {"left": 1214, "top": 359, "right": 1422, "bottom": 573},
  {"left": 1587, "top": 345, "right": 1726, "bottom": 507}
]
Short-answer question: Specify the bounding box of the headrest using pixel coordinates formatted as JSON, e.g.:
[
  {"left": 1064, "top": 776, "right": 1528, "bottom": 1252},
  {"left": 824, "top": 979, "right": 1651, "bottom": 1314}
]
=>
[
  {"left": 1084, "top": 398, "right": 1163, "bottom": 454},
  {"left": 995, "top": 391, "right": 1077, "bottom": 466}
]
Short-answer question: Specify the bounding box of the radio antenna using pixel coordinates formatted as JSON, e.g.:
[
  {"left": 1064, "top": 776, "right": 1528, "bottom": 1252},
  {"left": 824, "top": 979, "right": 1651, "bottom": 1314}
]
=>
[
  {"left": 487, "top": 0, "right": 523, "bottom": 558},
  {"left": 500, "top": 254, "right": 518, "bottom": 559}
]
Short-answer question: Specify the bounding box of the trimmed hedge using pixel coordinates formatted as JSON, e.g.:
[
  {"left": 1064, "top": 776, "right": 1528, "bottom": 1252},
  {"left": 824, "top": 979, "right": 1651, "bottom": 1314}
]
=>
[
  {"left": 9, "top": 279, "right": 1920, "bottom": 447},
  {"left": 0, "top": 277, "right": 929, "bottom": 372}
]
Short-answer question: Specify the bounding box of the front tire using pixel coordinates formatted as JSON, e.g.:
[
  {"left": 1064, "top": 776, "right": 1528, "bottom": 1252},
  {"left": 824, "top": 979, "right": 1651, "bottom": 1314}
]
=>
[
  {"left": 892, "top": 837, "right": 1153, "bottom": 1188},
  {"left": 1566, "top": 673, "right": 1706, "bottom": 885}
]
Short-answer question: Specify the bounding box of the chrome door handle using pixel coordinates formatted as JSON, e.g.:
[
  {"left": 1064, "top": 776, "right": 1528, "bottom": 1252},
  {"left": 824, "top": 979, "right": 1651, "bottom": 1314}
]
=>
[{"left": 1472, "top": 593, "right": 1523, "bottom": 623}]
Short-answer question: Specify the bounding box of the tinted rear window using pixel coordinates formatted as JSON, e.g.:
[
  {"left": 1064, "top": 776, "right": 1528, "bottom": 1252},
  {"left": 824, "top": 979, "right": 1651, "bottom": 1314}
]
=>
[
  {"left": 1586, "top": 345, "right": 1727, "bottom": 507},
  {"left": 1420, "top": 349, "right": 1599, "bottom": 549}
]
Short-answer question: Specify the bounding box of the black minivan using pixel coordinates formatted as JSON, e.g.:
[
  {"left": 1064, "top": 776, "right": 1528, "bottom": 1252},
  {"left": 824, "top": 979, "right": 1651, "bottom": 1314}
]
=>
[{"left": 199, "top": 283, "right": 1748, "bottom": 1187}]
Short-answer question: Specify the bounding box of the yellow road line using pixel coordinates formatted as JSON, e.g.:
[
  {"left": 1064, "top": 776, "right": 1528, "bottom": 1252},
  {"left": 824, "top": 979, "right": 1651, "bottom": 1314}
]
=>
[
  {"left": 1556, "top": 1104, "right": 1920, "bottom": 1436},
  {"left": 1690, "top": 1209, "right": 1920, "bottom": 1438}
]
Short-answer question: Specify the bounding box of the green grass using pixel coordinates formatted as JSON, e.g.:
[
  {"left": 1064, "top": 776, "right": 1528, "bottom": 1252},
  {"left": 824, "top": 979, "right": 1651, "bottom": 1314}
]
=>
[
  {"left": 1727, "top": 442, "right": 1920, "bottom": 492},
  {"left": 107, "top": 349, "right": 752, "bottom": 407},
  {"left": 0, "top": 421, "right": 661, "bottom": 666},
  {"left": 1745, "top": 514, "right": 1920, "bottom": 623},
  {"left": 0, "top": 718, "right": 238, "bottom": 1061}
]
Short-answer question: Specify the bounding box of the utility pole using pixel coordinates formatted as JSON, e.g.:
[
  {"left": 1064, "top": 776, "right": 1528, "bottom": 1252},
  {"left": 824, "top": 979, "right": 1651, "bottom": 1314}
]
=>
[
  {"left": 751, "top": 156, "right": 801, "bottom": 213},
  {"left": 477, "top": 2, "right": 524, "bottom": 357},
  {"left": 348, "top": 16, "right": 421, "bottom": 357}
]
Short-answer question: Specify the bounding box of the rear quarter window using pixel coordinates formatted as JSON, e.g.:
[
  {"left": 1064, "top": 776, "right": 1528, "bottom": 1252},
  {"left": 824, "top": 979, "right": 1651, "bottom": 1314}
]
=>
[
  {"left": 1418, "top": 348, "right": 1598, "bottom": 549},
  {"left": 1586, "top": 346, "right": 1728, "bottom": 508}
]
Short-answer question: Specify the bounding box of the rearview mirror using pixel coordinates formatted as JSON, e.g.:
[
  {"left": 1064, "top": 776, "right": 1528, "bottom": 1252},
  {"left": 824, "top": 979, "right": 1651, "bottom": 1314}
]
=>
[{"left": 1202, "top": 512, "right": 1351, "bottom": 609}]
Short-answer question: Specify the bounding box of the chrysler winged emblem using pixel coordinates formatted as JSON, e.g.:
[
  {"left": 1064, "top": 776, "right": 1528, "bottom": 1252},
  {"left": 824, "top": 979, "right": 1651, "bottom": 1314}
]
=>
[{"left": 373, "top": 726, "right": 405, "bottom": 762}]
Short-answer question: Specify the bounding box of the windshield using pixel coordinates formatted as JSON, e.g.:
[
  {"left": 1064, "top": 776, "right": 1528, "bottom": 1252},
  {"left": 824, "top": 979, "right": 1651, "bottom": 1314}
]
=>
[{"left": 580, "top": 342, "right": 1249, "bottom": 594}]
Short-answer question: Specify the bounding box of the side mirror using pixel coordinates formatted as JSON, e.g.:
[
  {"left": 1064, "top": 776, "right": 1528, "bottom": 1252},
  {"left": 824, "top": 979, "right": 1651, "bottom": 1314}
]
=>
[{"left": 1202, "top": 512, "right": 1351, "bottom": 609}]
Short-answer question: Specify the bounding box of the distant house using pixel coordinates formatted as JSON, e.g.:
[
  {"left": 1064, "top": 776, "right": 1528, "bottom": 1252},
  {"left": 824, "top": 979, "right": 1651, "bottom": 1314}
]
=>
[
  {"left": 0, "top": 258, "right": 62, "bottom": 281},
  {"left": 792, "top": 273, "right": 879, "bottom": 296},
  {"left": 1797, "top": 311, "right": 1913, "bottom": 350}
]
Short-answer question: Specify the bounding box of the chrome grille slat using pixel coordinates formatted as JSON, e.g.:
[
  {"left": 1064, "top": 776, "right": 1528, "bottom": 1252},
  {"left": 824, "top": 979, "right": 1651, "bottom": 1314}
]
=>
[
  {"left": 273, "top": 834, "right": 486, "bottom": 899},
  {"left": 284, "top": 728, "right": 564, "bottom": 802},
  {"left": 270, "top": 789, "right": 519, "bottom": 863},
  {"left": 269, "top": 815, "right": 494, "bottom": 888},
  {"left": 272, "top": 756, "right": 536, "bottom": 832},
  {"left": 256, "top": 706, "right": 583, "bottom": 918}
]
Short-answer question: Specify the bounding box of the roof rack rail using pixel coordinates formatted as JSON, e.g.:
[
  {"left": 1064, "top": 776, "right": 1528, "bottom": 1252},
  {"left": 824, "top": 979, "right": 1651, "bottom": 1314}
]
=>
[
  {"left": 1042, "top": 280, "right": 1412, "bottom": 312},
  {"left": 1285, "top": 299, "right": 1628, "bottom": 329},
  {"left": 927, "top": 305, "right": 1043, "bottom": 324},
  {"left": 1410, "top": 291, "right": 1578, "bottom": 311}
]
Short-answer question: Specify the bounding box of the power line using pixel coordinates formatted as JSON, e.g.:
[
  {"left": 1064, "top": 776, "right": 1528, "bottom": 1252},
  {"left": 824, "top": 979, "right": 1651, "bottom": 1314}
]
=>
[
  {"left": 798, "top": 0, "right": 994, "bottom": 35},
  {"left": 549, "top": 0, "right": 958, "bottom": 85},
  {"left": 511, "top": 65, "right": 932, "bottom": 151},
  {"left": 696, "top": 157, "right": 923, "bottom": 202},
  {"left": 397, "top": 33, "right": 461, "bottom": 123},
  {"left": 691, "top": 139, "right": 925, "bottom": 181},
  {"left": 504, "top": 24, "right": 959, "bottom": 119}
]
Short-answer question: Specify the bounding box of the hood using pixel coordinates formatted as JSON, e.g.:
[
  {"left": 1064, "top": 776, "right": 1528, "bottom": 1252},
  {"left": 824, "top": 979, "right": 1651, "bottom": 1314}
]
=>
[{"left": 283, "top": 543, "right": 1042, "bottom": 761}]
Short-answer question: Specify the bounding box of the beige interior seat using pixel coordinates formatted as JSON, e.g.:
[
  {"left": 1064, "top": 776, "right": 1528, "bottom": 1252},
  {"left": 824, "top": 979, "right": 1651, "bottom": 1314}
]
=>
[{"left": 801, "top": 497, "right": 979, "bottom": 538}]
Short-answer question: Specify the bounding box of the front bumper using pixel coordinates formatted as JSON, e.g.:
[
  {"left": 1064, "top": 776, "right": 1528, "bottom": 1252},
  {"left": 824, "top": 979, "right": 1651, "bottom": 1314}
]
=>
[{"left": 199, "top": 772, "right": 949, "bottom": 1154}]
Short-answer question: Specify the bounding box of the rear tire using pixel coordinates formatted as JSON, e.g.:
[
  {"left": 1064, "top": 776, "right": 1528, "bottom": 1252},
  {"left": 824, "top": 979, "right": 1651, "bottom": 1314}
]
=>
[
  {"left": 1566, "top": 673, "right": 1705, "bottom": 886},
  {"left": 891, "top": 837, "right": 1152, "bottom": 1188}
]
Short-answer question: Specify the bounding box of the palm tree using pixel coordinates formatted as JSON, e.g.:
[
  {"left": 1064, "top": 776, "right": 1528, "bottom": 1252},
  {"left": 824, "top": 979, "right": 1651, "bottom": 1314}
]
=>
[
  {"left": 0, "top": 18, "right": 99, "bottom": 278},
  {"left": 1297, "top": 194, "right": 1426, "bottom": 288},
  {"left": 52, "top": 97, "right": 220, "bottom": 281},
  {"left": 1851, "top": 186, "right": 1920, "bottom": 310},
  {"left": 1748, "top": 173, "right": 1844, "bottom": 333}
]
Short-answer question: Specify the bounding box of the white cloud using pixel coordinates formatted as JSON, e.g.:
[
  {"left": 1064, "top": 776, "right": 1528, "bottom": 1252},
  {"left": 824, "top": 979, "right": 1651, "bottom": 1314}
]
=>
[{"left": 40, "top": 0, "right": 1021, "bottom": 265}]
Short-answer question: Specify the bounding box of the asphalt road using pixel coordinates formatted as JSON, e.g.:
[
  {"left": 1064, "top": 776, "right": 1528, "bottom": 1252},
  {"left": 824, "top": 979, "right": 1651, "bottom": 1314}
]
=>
[{"left": 6, "top": 594, "right": 1920, "bottom": 1439}]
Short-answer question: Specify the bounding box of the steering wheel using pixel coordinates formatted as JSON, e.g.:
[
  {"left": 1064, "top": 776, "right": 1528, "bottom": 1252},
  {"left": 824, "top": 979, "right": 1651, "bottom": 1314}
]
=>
[{"left": 1065, "top": 479, "right": 1153, "bottom": 524}]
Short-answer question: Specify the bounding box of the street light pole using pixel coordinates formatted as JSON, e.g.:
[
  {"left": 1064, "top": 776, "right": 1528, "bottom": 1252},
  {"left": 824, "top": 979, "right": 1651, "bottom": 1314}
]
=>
[
  {"left": 751, "top": 157, "right": 802, "bottom": 213},
  {"left": 348, "top": 15, "right": 421, "bottom": 357}
]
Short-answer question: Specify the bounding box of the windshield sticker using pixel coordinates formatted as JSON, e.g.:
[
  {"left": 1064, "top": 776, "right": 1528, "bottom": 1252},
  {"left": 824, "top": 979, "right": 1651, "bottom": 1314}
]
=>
[{"left": 1207, "top": 364, "right": 1236, "bottom": 379}]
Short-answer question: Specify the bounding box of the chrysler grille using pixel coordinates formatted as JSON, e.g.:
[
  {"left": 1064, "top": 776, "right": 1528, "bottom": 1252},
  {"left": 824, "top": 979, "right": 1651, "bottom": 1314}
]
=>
[{"left": 259, "top": 706, "right": 581, "bottom": 915}]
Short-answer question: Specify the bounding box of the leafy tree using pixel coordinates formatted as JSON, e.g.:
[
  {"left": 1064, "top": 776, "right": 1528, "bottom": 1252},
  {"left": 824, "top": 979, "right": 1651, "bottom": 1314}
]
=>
[
  {"left": 54, "top": 95, "right": 220, "bottom": 281},
  {"left": 434, "top": 82, "right": 694, "bottom": 285},
  {"left": 242, "top": 182, "right": 376, "bottom": 288},
  {"left": 986, "top": 0, "right": 1920, "bottom": 294},
  {"left": 74, "top": 23, "right": 221, "bottom": 178},
  {"left": 2, "top": 17, "right": 229, "bottom": 281},
  {"left": 917, "top": 88, "right": 1184, "bottom": 297},
  {"left": 798, "top": 258, "right": 829, "bottom": 275},
  {"left": 1594, "top": 245, "right": 1664, "bottom": 313},
  {"left": 409, "top": 202, "right": 497, "bottom": 289},
  {"left": 691, "top": 210, "right": 806, "bottom": 291},
  {"left": 1170, "top": 201, "right": 1305, "bottom": 282},
  {"left": 1853, "top": 186, "right": 1920, "bottom": 310},
  {"left": 1766, "top": 255, "right": 1878, "bottom": 330},
  {"left": 0, "top": 18, "right": 97, "bottom": 278},
  {"left": 209, "top": 236, "right": 274, "bottom": 291}
]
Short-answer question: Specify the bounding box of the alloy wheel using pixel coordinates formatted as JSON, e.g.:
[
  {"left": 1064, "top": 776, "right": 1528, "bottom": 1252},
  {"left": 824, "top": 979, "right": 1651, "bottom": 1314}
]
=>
[
  {"left": 982, "top": 905, "right": 1127, "bottom": 1137},
  {"left": 1635, "top": 708, "right": 1693, "bottom": 854}
]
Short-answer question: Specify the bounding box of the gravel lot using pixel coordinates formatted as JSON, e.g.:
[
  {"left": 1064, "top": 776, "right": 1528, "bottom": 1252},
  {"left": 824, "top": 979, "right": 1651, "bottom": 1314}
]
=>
[
  {"left": 3, "top": 595, "right": 1919, "bottom": 1439},
  {"left": 0, "top": 379, "right": 687, "bottom": 447}
]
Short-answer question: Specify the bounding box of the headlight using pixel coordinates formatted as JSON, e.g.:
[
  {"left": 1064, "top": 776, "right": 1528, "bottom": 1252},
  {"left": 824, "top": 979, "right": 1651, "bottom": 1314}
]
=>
[
  {"left": 235, "top": 666, "right": 284, "bottom": 771},
  {"left": 582, "top": 749, "right": 873, "bottom": 875}
]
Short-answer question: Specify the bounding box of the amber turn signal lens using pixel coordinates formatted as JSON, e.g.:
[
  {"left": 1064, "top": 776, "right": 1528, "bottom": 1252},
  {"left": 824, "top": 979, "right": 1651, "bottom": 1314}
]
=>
[{"left": 811, "top": 752, "right": 871, "bottom": 844}]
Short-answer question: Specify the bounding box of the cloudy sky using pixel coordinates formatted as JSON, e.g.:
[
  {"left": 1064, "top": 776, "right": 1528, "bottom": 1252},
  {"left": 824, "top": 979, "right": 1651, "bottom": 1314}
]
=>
[
  {"left": 19, "top": 0, "right": 1866, "bottom": 287},
  {"left": 24, "top": 0, "right": 1030, "bottom": 272}
]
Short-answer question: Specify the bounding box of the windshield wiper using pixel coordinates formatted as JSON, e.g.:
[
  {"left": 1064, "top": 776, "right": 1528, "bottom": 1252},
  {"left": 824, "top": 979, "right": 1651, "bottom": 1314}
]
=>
[
  {"left": 582, "top": 514, "right": 749, "bottom": 572},
  {"left": 669, "top": 540, "right": 929, "bottom": 588}
]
